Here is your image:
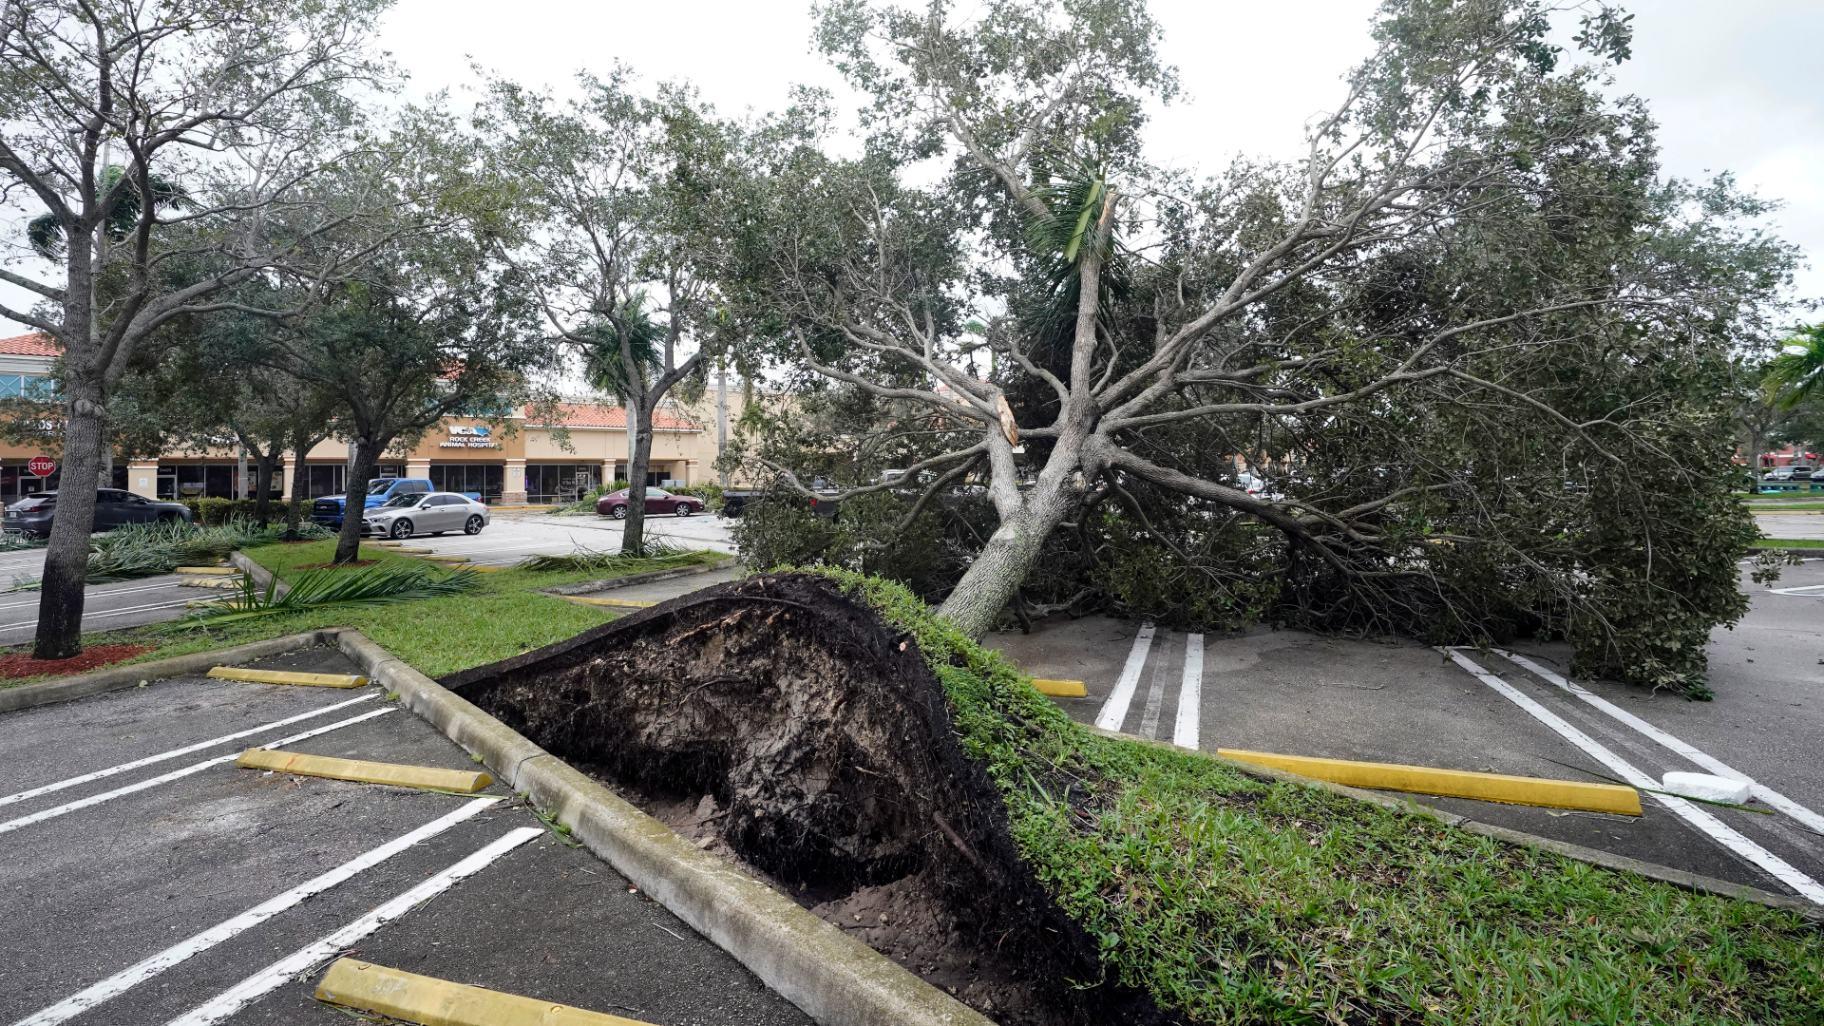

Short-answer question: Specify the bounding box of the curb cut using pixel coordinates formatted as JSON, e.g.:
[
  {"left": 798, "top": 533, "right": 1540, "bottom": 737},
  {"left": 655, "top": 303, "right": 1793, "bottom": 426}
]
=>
[
  {"left": 331, "top": 628, "right": 995, "bottom": 1026},
  {"left": 0, "top": 629, "right": 335, "bottom": 714},
  {"left": 229, "top": 549, "right": 288, "bottom": 598},
  {"left": 1092, "top": 726, "right": 1822, "bottom": 921},
  {"left": 541, "top": 558, "right": 734, "bottom": 597}
]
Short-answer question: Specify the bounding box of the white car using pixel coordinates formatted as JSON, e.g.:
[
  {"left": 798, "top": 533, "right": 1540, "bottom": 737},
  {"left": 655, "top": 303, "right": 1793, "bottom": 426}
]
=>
[{"left": 361, "top": 491, "right": 489, "bottom": 539}]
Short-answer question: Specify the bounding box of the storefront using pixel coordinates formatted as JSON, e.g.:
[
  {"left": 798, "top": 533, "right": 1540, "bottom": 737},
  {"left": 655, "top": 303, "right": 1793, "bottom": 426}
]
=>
[
  {"left": 429, "top": 463, "right": 504, "bottom": 503},
  {"left": 295, "top": 461, "right": 405, "bottom": 500},
  {"left": 525, "top": 462, "right": 601, "bottom": 504}
]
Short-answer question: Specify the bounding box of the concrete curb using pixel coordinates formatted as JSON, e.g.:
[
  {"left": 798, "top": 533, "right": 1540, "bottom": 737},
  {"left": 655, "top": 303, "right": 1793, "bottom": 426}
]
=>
[
  {"left": 0, "top": 629, "right": 336, "bottom": 714},
  {"left": 331, "top": 628, "right": 995, "bottom": 1026},
  {"left": 1092, "top": 726, "right": 1822, "bottom": 921},
  {"left": 228, "top": 549, "right": 289, "bottom": 598},
  {"left": 540, "top": 558, "right": 734, "bottom": 597}
]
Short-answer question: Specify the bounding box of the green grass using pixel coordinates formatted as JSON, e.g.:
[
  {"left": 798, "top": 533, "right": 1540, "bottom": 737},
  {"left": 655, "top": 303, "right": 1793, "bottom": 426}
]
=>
[
  {"left": 5, "top": 540, "right": 724, "bottom": 681},
  {"left": 813, "top": 568, "right": 1824, "bottom": 1025},
  {"left": 1752, "top": 538, "right": 1824, "bottom": 549},
  {"left": 1746, "top": 500, "right": 1824, "bottom": 511}
]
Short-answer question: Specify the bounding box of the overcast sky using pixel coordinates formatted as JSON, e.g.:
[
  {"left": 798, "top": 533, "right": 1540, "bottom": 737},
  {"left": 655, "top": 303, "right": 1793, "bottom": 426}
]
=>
[{"left": 3, "top": 0, "right": 1819, "bottom": 335}]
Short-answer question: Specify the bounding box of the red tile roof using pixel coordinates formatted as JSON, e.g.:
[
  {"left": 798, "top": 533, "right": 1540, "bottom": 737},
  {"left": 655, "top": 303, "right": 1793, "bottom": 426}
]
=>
[
  {"left": 528, "top": 402, "right": 701, "bottom": 432},
  {"left": 0, "top": 332, "right": 59, "bottom": 357}
]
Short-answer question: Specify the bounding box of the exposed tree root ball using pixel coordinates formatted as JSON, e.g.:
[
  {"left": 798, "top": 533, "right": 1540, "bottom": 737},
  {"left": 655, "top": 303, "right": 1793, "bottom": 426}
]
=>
[{"left": 445, "top": 572, "right": 1169, "bottom": 1026}]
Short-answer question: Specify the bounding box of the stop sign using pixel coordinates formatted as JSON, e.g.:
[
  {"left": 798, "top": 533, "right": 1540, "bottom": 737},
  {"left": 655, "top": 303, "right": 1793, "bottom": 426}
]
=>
[{"left": 26, "top": 455, "right": 56, "bottom": 478}]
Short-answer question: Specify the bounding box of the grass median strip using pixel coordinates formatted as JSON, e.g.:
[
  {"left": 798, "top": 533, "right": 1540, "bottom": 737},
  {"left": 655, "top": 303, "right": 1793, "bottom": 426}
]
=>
[
  {"left": 1215, "top": 748, "right": 1643, "bottom": 815},
  {"left": 206, "top": 666, "right": 367, "bottom": 688},
  {"left": 314, "top": 959, "right": 654, "bottom": 1026},
  {"left": 236, "top": 749, "right": 493, "bottom": 793}
]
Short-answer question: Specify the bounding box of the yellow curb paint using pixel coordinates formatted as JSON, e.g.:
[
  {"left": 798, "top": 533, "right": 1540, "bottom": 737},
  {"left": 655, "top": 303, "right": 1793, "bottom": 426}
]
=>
[
  {"left": 1030, "top": 678, "right": 1087, "bottom": 697},
  {"left": 237, "top": 750, "right": 492, "bottom": 793},
  {"left": 315, "top": 959, "right": 654, "bottom": 1026},
  {"left": 207, "top": 667, "right": 368, "bottom": 689},
  {"left": 559, "top": 595, "right": 654, "bottom": 609},
  {"left": 173, "top": 565, "right": 238, "bottom": 575},
  {"left": 1215, "top": 748, "right": 1641, "bottom": 816},
  {"left": 178, "top": 577, "right": 244, "bottom": 589}
]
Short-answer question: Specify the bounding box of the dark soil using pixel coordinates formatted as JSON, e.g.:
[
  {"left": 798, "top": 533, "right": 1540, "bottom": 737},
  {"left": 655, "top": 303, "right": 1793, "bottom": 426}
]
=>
[
  {"left": 446, "top": 572, "right": 1169, "bottom": 1026},
  {"left": 0, "top": 642, "right": 154, "bottom": 679}
]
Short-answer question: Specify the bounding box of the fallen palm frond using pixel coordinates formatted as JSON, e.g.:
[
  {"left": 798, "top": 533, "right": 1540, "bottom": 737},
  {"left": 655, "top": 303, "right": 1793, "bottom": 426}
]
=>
[
  {"left": 171, "top": 561, "right": 480, "bottom": 628},
  {"left": 88, "top": 519, "right": 331, "bottom": 582},
  {"left": 518, "top": 539, "right": 702, "bottom": 575}
]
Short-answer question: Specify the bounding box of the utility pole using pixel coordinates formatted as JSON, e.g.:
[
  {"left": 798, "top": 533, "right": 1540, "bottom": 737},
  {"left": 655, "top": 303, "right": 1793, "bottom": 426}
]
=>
[{"left": 715, "top": 359, "right": 730, "bottom": 489}]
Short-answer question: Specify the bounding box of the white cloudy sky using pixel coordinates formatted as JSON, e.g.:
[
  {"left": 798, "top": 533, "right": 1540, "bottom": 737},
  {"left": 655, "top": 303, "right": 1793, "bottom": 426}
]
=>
[{"left": 3, "top": 0, "right": 1820, "bottom": 333}]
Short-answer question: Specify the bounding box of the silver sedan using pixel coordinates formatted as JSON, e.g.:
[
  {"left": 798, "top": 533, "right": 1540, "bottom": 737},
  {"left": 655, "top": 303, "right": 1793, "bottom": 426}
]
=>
[{"left": 361, "top": 491, "right": 490, "bottom": 539}]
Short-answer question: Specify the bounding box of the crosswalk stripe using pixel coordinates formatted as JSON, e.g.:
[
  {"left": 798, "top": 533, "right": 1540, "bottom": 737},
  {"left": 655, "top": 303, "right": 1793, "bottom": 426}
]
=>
[
  {"left": 1094, "top": 624, "right": 1155, "bottom": 731},
  {"left": 1174, "top": 634, "right": 1204, "bottom": 749}
]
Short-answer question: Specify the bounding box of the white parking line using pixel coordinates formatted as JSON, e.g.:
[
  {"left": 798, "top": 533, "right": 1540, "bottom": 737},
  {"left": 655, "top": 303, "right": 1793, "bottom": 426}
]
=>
[
  {"left": 161, "top": 826, "right": 544, "bottom": 1026},
  {"left": 0, "top": 596, "right": 193, "bottom": 632},
  {"left": 0, "top": 694, "right": 378, "bottom": 810},
  {"left": 1494, "top": 649, "right": 1824, "bottom": 838},
  {"left": 1444, "top": 649, "right": 1824, "bottom": 905},
  {"left": 1094, "top": 624, "right": 1156, "bottom": 731},
  {"left": 1769, "top": 584, "right": 1824, "bottom": 596},
  {"left": 0, "top": 581, "right": 178, "bottom": 612},
  {"left": 1174, "top": 634, "right": 1204, "bottom": 750},
  {"left": 12, "top": 797, "right": 501, "bottom": 1026},
  {"left": 1136, "top": 633, "right": 1173, "bottom": 741},
  {"left": 0, "top": 707, "right": 394, "bottom": 835}
]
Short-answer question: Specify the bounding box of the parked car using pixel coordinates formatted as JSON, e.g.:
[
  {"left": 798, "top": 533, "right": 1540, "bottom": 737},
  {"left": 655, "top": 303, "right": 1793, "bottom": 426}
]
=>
[
  {"left": 360, "top": 491, "right": 490, "bottom": 539},
  {"left": 719, "top": 487, "right": 840, "bottom": 519},
  {"left": 2, "top": 488, "right": 193, "bottom": 539},
  {"left": 1765, "top": 466, "right": 1815, "bottom": 482},
  {"left": 595, "top": 487, "right": 705, "bottom": 520},
  {"left": 312, "top": 477, "right": 479, "bottom": 529}
]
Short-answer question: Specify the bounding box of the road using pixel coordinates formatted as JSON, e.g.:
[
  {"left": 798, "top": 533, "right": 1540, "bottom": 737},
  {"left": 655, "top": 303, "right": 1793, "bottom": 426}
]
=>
[
  {"left": 987, "top": 557, "right": 1824, "bottom": 908},
  {"left": 0, "top": 644, "right": 812, "bottom": 1026},
  {"left": 0, "top": 511, "right": 737, "bottom": 649},
  {"left": 1756, "top": 511, "right": 1824, "bottom": 541}
]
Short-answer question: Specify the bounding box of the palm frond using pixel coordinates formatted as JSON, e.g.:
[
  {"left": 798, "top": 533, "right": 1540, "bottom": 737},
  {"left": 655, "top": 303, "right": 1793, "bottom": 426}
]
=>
[
  {"left": 172, "top": 562, "right": 481, "bottom": 628},
  {"left": 581, "top": 300, "right": 664, "bottom": 403}
]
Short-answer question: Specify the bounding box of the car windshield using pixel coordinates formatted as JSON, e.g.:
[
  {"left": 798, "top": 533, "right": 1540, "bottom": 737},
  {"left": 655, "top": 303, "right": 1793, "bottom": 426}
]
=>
[
  {"left": 380, "top": 493, "right": 420, "bottom": 508},
  {"left": 366, "top": 480, "right": 396, "bottom": 495}
]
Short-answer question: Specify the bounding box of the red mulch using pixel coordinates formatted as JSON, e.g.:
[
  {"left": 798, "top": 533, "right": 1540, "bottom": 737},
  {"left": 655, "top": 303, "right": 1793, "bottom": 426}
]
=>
[
  {"left": 295, "top": 559, "right": 379, "bottom": 569},
  {"left": 0, "top": 642, "right": 155, "bottom": 679}
]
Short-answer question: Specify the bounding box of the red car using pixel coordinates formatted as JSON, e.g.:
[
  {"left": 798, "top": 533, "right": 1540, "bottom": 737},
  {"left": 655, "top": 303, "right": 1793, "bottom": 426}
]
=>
[{"left": 595, "top": 487, "right": 705, "bottom": 519}]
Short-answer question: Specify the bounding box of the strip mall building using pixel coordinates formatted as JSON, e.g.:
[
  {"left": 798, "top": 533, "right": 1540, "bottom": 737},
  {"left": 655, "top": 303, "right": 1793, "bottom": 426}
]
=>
[{"left": 0, "top": 332, "right": 740, "bottom": 505}]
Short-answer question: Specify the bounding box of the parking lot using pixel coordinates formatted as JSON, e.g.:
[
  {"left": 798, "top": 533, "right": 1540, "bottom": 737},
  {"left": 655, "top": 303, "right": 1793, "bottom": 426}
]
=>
[
  {"left": 989, "top": 558, "right": 1824, "bottom": 907},
  {"left": 0, "top": 645, "right": 812, "bottom": 1026}
]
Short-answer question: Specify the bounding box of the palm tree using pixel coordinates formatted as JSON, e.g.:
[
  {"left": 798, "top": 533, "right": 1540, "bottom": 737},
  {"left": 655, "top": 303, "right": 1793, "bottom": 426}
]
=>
[
  {"left": 580, "top": 301, "right": 662, "bottom": 406},
  {"left": 26, "top": 164, "right": 188, "bottom": 256},
  {"left": 1766, "top": 324, "right": 1824, "bottom": 411}
]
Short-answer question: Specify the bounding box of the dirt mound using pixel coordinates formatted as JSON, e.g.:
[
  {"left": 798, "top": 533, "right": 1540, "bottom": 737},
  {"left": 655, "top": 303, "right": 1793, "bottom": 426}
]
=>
[{"left": 444, "top": 572, "right": 1165, "bottom": 1026}]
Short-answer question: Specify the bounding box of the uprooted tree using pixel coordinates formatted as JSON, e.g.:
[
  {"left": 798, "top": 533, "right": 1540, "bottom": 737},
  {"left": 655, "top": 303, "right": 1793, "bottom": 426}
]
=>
[{"left": 728, "top": 0, "right": 1798, "bottom": 694}]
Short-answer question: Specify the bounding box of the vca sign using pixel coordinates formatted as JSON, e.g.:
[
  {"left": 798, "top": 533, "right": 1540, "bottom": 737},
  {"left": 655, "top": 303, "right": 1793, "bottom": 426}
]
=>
[{"left": 439, "top": 425, "right": 501, "bottom": 450}]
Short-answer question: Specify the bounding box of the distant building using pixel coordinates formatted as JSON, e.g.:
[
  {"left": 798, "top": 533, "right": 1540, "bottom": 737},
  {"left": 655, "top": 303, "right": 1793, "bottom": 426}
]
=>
[{"left": 0, "top": 332, "right": 747, "bottom": 504}]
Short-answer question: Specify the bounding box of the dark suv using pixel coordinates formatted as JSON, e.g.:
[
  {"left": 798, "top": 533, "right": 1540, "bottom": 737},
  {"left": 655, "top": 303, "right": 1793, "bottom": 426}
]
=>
[{"left": 2, "top": 489, "right": 193, "bottom": 539}]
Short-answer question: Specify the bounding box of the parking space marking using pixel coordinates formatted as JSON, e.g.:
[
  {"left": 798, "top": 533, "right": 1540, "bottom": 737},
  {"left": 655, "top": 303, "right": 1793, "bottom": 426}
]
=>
[
  {"left": 1173, "top": 633, "right": 1203, "bottom": 750},
  {"left": 0, "top": 581, "right": 175, "bottom": 612},
  {"left": 0, "top": 707, "right": 394, "bottom": 835},
  {"left": 162, "top": 826, "right": 545, "bottom": 1026},
  {"left": 12, "top": 797, "right": 501, "bottom": 1026},
  {"left": 1444, "top": 649, "right": 1824, "bottom": 905},
  {"left": 1769, "top": 584, "right": 1824, "bottom": 596},
  {"left": 0, "top": 694, "right": 377, "bottom": 810},
  {"left": 1094, "top": 623, "right": 1155, "bottom": 731},
  {"left": 1136, "top": 633, "right": 1174, "bottom": 741},
  {"left": 1495, "top": 649, "right": 1824, "bottom": 838},
  {"left": 0, "top": 595, "right": 193, "bottom": 632}
]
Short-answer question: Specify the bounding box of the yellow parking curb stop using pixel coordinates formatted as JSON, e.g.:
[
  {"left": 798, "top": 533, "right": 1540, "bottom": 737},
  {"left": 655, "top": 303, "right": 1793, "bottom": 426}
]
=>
[
  {"left": 237, "top": 750, "right": 493, "bottom": 793},
  {"left": 316, "top": 959, "right": 652, "bottom": 1026},
  {"left": 173, "top": 565, "right": 237, "bottom": 575},
  {"left": 1216, "top": 748, "right": 1641, "bottom": 816},
  {"left": 207, "top": 666, "right": 368, "bottom": 688},
  {"left": 178, "top": 576, "right": 243, "bottom": 589},
  {"left": 1030, "top": 678, "right": 1087, "bottom": 697},
  {"left": 560, "top": 595, "right": 654, "bottom": 609}
]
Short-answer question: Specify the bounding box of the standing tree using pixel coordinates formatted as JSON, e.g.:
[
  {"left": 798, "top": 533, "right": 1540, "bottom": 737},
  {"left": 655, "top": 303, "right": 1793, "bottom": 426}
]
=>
[
  {"left": 477, "top": 74, "right": 732, "bottom": 555},
  {"left": 729, "top": 0, "right": 1794, "bottom": 693},
  {"left": 0, "top": 0, "right": 391, "bottom": 657}
]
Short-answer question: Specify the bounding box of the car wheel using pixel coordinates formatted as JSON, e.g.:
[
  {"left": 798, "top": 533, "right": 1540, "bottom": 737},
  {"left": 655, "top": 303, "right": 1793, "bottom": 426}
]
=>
[
  {"left": 610, "top": 504, "right": 628, "bottom": 520},
  {"left": 464, "top": 514, "right": 484, "bottom": 535},
  {"left": 675, "top": 504, "right": 693, "bottom": 517},
  {"left": 389, "top": 519, "right": 413, "bottom": 539}
]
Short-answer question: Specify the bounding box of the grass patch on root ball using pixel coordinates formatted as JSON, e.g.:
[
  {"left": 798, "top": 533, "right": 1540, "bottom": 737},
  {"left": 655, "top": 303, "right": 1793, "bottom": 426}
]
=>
[{"left": 815, "top": 568, "right": 1823, "bottom": 1026}]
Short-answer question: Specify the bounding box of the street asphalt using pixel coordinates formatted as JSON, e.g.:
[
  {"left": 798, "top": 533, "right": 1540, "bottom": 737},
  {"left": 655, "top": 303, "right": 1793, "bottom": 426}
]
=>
[
  {"left": 987, "top": 558, "right": 1824, "bottom": 905},
  {"left": 1756, "top": 510, "right": 1824, "bottom": 540},
  {"left": 0, "top": 645, "right": 813, "bottom": 1026}
]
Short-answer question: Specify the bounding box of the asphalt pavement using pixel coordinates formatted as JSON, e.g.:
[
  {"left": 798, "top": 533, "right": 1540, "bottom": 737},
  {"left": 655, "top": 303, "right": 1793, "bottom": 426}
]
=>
[
  {"left": 0, "top": 645, "right": 813, "bottom": 1026},
  {"left": 1756, "top": 510, "right": 1824, "bottom": 540},
  {"left": 987, "top": 558, "right": 1824, "bottom": 907}
]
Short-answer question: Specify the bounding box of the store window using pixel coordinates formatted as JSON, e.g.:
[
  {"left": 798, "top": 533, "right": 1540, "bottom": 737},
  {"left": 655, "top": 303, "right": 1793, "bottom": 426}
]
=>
[
  {"left": 525, "top": 463, "right": 600, "bottom": 504},
  {"left": 297, "top": 463, "right": 404, "bottom": 500},
  {"left": 429, "top": 463, "right": 503, "bottom": 504},
  {"left": 0, "top": 374, "right": 55, "bottom": 399}
]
